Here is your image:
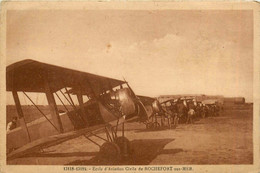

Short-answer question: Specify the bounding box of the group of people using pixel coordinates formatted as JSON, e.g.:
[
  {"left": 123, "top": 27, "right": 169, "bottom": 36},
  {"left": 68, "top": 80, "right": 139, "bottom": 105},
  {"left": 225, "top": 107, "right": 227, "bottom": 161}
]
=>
[{"left": 152, "top": 98, "right": 222, "bottom": 129}]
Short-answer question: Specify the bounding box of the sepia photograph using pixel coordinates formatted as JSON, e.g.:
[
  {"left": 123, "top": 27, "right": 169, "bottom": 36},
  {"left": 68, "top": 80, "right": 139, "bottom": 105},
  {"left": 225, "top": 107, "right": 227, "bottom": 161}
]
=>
[{"left": 0, "top": 1, "right": 259, "bottom": 173}]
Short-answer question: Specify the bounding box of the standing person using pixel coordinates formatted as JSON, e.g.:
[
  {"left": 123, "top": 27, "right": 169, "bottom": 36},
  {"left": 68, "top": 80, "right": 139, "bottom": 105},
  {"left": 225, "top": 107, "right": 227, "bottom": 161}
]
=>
[
  {"left": 7, "top": 117, "right": 18, "bottom": 132},
  {"left": 177, "top": 99, "right": 186, "bottom": 123},
  {"left": 215, "top": 104, "right": 220, "bottom": 116},
  {"left": 171, "top": 102, "right": 179, "bottom": 129},
  {"left": 196, "top": 103, "right": 202, "bottom": 118},
  {"left": 187, "top": 109, "right": 195, "bottom": 124},
  {"left": 201, "top": 104, "right": 206, "bottom": 118},
  {"left": 186, "top": 100, "right": 195, "bottom": 123}
]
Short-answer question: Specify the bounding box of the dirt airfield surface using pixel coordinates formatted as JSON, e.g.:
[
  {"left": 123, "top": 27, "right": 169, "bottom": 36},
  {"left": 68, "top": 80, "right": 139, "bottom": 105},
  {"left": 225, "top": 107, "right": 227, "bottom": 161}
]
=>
[{"left": 8, "top": 105, "right": 253, "bottom": 165}]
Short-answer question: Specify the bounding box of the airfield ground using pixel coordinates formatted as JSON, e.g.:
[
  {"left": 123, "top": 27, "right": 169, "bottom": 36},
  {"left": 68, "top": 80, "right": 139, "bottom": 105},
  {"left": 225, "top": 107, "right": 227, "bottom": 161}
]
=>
[{"left": 8, "top": 105, "right": 253, "bottom": 165}]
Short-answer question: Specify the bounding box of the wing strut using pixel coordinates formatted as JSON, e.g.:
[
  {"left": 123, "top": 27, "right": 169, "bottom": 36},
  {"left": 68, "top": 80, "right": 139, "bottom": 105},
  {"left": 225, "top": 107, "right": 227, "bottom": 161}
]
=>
[
  {"left": 44, "top": 75, "right": 64, "bottom": 133},
  {"left": 76, "top": 83, "right": 89, "bottom": 126},
  {"left": 64, "top": 87, "right": 76, "bottom": 108},
  {"left": 12, "top": 91, "right": 31, "bottom": 142},
  {"left": 64, "top": 87, "right": 89, "bottom": 125},
  {"left": 23, "top": 92, "right": 59, "bottom": 132},
  {"left": 59, "top": 90, "right": 73, "bottom": 106},
  {"left": 54, "top": 92, "right": 70, "bottom": 112},
  {"left": 85, "top": 76, "right": 97, "bottom": 99}
]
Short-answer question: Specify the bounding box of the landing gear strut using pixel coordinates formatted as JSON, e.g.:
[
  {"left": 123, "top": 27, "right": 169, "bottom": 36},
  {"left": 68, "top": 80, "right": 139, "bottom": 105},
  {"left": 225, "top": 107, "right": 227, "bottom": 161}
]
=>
[{"left": 87, "top": 122, "right": 131, "bottom": 163}]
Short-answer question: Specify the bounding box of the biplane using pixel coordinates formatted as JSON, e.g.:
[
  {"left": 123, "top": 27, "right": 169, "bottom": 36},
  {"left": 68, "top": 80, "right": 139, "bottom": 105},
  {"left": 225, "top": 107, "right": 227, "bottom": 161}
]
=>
[
  {"left": 160, "top": 98, "right": 180, "bottom": 128},
  {"left": 137, "top": 97, "right": 174, "bottom": 130},
  {"left": 136, "top": 95, "right": 155, "bottom": 119},
  {"left": 6, "top": 59, "right": 149, "bottom": 162},
  {"left": 201, "top": 99, "right": 220, "bottom": 117},
  {"left": 136, "top": 95, "right": 160, "bottom": 129},
  {"left": 160, "top": 97, "right": 200, "bottom": 125}
]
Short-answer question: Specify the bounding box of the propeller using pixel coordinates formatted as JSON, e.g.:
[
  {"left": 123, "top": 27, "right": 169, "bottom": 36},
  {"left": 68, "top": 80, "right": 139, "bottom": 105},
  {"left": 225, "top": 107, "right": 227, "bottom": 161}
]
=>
[
  {"left": 123, "top": 77, "right": 139, "bottom": 100},
  {"left": 122, "top": 77, "right": 148, "bottom": 122}
]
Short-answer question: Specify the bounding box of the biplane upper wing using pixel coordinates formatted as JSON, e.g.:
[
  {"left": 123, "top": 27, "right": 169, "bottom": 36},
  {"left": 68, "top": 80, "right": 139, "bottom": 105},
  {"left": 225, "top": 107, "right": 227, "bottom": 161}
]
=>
[
  {"left": 6, "top": 59, "right": 125, "bottom": 95},
  {"left": 202, "top": 99, "right": 218, "bottom": 105},
  {"left": 137, "top": 95, "right": 156, "bottom": 105},
  {"left": 160, "top": 98, "right": 176, "bottom": 105}
]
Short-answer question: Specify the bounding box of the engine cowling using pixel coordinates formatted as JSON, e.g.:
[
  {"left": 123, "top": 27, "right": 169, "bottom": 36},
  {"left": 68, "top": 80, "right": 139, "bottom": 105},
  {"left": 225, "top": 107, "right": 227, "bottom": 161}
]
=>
[
  {"left": 152, "top": 100, "right": 161, "bottom": 113},
  {"left": 114, "top": 88, "right": 136, "bottom": 116},
  {"left": 110, "top": 88, "right": 149, "bottom": 121}
]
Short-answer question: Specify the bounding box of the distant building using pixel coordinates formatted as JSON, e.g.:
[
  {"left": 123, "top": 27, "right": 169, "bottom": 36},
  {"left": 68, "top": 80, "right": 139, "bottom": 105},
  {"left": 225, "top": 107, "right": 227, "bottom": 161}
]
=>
[
  {"left": 224, "top": 97, "right": 245, "bottom": 105},
  {"left": 234, "top": 97, "right": 245, "bottom": 104}
]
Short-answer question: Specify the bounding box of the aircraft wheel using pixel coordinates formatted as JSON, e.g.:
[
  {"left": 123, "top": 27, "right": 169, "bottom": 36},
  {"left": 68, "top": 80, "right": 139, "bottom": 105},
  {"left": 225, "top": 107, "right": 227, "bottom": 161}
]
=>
[
  {"left": 99, "top": 142, "right": 120, "bottom": 163},
  {"left": 114, "top": 136, "right": 131, "bottom": 159},
  {"left": 146, "top": 122, "right": 153, "bottom": 129},
  {"left": 153, "top": 122, "right": 160, "bottom": 129},
  {"left": 172, "top": 117, "right": 179, "bottom": 129}
]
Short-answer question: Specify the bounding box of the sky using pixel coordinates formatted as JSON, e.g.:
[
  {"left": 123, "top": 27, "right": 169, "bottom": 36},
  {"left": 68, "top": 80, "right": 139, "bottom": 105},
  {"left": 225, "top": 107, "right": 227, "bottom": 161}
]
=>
[{"left": 6, "top": 10, "right": 253, "bottom": 104}]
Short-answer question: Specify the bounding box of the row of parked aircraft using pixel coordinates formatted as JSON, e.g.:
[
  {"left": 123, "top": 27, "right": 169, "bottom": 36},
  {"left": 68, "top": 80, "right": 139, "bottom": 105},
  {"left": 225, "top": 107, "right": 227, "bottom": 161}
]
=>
[
  {"left": 147, "top": 96, "right": 221, "bottom": 129},
  {"left": 6, "top": 59, "right": 221, "bottom": 162}
]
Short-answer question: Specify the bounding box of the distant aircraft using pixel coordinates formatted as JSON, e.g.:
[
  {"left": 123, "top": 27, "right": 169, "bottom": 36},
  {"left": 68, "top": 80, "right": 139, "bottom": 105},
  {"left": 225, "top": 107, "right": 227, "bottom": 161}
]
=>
[
  {"left": 6, "top": 59, "right": 149, "bottom": 161},
  {"left": 138, "top": 96, "right": 175, "bottom": 129}
]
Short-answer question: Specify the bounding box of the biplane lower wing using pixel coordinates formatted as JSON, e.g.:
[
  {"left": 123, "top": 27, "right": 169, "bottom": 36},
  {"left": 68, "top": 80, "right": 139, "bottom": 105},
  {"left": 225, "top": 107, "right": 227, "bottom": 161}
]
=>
[
  {"left": 7, "top": 115, "right": 126, "bottom": 160},
  {"left": 7, "top": 124, "right": 105, "bottom": 160}
]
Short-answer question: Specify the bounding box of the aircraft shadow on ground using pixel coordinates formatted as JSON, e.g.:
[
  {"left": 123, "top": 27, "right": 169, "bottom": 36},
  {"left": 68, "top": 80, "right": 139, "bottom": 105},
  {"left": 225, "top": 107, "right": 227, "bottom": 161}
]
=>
[
  {"left": 134, "top": 126, "right": 171, "bottom": 133},
  {"left": 133, "top": 118, "right": 205, "bottom": 133},
  {"left": 67, "top": 138, "right": 183, "bottom": 165},
  {"left": 21, "top": 151, "right": 98, "bottom": 158}
]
